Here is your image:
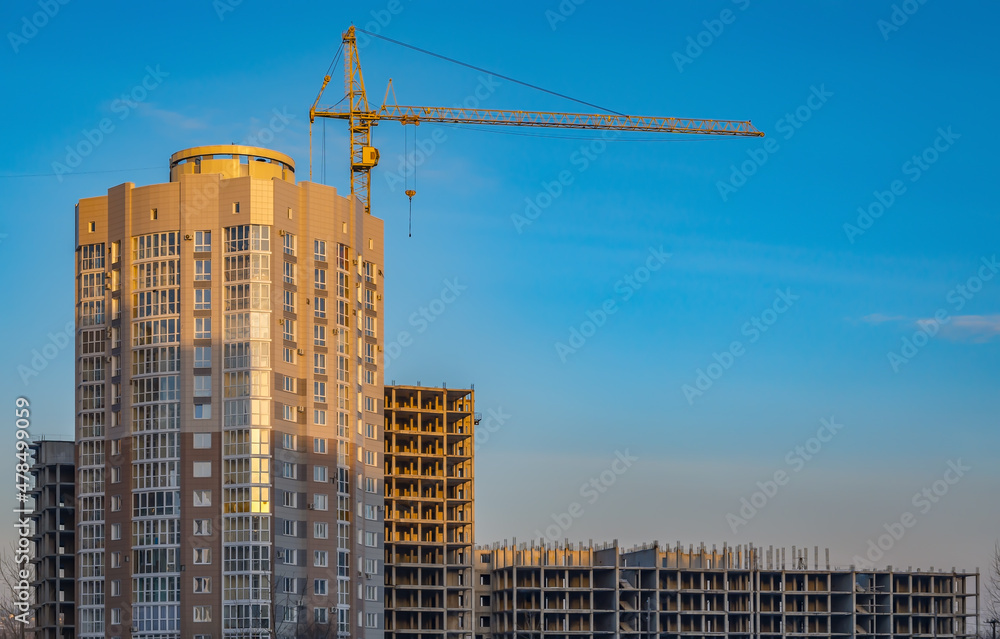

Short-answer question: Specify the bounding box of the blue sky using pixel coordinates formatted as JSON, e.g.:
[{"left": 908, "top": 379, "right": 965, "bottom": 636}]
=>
[{"left": 1, "top": 1, "right": 998, "bottom": 578}]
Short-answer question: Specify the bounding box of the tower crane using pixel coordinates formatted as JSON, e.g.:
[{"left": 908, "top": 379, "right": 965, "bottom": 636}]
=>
[{"left": 309, "top": 26, "right": 764, "bottom": 217}]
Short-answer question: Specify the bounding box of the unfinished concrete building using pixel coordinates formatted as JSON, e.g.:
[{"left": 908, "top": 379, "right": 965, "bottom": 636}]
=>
[
  {"left": 30, "top": 439, "right": 76, "bottom": 639},
  {"left": 384, "top": 385, "right": 476, "bottom": 639},
  {"left": 472, "top": 540, "right": 978, "bottom": 639}
]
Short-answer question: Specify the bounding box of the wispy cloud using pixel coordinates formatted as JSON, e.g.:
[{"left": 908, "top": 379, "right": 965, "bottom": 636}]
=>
[
  {"left": 137, "top": 104, "right": 209, "bottom": 130},
  {"left": 860, "top": 313, "right": 906, "bottom": 325},
  {"left": 923, "top": 314, "right": 1000, "bottom": 342}
]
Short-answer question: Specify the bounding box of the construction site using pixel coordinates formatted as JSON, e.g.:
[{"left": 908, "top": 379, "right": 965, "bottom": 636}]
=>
[{"left": 32, "top": 17, "right": 990, "bottom": 639}]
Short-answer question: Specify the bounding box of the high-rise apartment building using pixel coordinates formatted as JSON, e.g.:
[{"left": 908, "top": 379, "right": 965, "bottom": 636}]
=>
[
  {"left": 30, "top": 439, "right": 76, "bottom": 639},
  {"left": 74, "top": 145, "right": 385, "bottom": 639},
  {"left": 383, "top": 386, "right": 476, "bottom": 639}
]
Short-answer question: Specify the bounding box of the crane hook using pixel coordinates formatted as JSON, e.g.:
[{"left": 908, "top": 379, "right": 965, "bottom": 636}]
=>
[{"left": 405, "top": 189, "right": 416, "bottom": 237}]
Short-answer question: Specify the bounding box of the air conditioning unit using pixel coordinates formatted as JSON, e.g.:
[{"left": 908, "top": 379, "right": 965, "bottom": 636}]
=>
[
  {"left": 308, "top": 504, "right": 314, "bottom": 510},
  {"left": 297, "top": 348, "right": 305, "bottom": 356},
  {"left": 184, "top": 234, "right": 192, "bottom": 240},
  {"left": 278, "top": 318, "right": 285, "bottom": 325},
  {"left": 297, "top": 406, "right": 306, "bottom": 413},
  {"left": 278, "top": 230, "right": 286, "bottom": 236}
]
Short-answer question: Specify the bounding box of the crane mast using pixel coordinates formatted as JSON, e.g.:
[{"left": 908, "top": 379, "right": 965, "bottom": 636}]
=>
[{"left": 309, "top": 26, "right": 764, "bottom": 216}]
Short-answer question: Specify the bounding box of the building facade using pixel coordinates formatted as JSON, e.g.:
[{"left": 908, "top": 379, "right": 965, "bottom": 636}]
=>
[
  {"left": 473, "top": 541, "right": 979, "bottom": 639},
  {"left": 383, "top": 386, "right": 476, "bottom": 639},
  {"left": 30, "top": 439, "right": 76, "bottom": 639},
  {"left": 74, "top": 145, "right": 385, "bottom": 639}
]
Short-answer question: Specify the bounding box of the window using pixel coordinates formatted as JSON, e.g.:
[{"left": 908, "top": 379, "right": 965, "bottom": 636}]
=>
[
  {"left": 364, "top": 423, "right": 376, "bottom": 439},
  {"left": 364, "top": 396, "right": 377, "bottom": 412},
  {"left": 194, "top": 317, "right": 211, "bottom": 339},
  {"left": 194, "top": 259, "right": 211, "bottom": 281},
  {"left": 365, "top": 612, "right": 378, "bottom": 629},
  {"left": 232, "top": 201, "right": 240, "bottom": 214},
  {"left": 110, "top": 439, "right": 121, "bottom": 456},
  {"left": 314, "top": 409, "right": 326, "bottom": 426},
  {"left": 364, "top": 342, "right": 376, "bottom": 365},
  {"left": 365, "top": 585, "right": 378, "bottom": 601},
  {"left": 282, "top": 375, "right": 297, "bottom": 393},
  {"left": 283, "top": 261, "right": 295, "bottom": 285},
  {"left": 282, "top": 462, "right": 298, "bottom": 480},
  {"left": 194, "top": 577, "right": 211, "bottom": 594},
  {"left": 313, "top": 325, "right": 326, "bottom": 346},
  {"left": 194, "top": 519, "right": 212, "bottom": 536},
  {"left": 111, "top": 494, "right": 122, "bottom": 511},
  {"left": 314, "top": 240, "right": 327, "bottom": 261},
  {"left": 283, "top": 433, "right": 297, "bottom": 450},
  {"left": 110, "top": 551, "right": 121, "bottom": 568},
  {"left": 314, "top": 296, "right": 326, "bottom": 318},
  {"left": 110, "top": 523, "right": 121, "bottom": 540},
  {"left": 314, "top": 268, "right": 327, "bottom": 289},
  {"left": 194, "top": 404, "right": 212, "bottom": 419},
  {"left": 193, "top": 605, "right": 211, "bottom": 622},
  {"left": 281, "top": 404, "right": 294, "bottom": 422},
  {"left": 282, "top": 319, "right": 295, "bottom": 342},
  {"left": 282, "top": 491, "right": 299, "bottom": 509},
  {"left": 193, "top": 433, "right": 211, "bottom": 449},
  {"left": 111, "top": 579, "right": 121, "bottom": 597},
  {"left": 364, "top": 505, "right": 379, "bottom": 520},
  {"left": 194, "top": 548, "right": 211, "bottom": 564},
  {"left": 194, "top": 375, "right": 211, "bottom": 397},
  {"left": 110, "top": 466, "right": 121, "bottom": 483},
  {"left": 364, "top": 477, "right": 377, "bottom": 494},
  {"left": 480, "top": 616, "right": 491, "bottom": 628},
  {"left": 364, "top": 531, "right": 377, "bottom": 547},
  {"left": 193, "top": 490, "right": 211, "bottom": 507},
  {"left": 282, "top": 347, "right": 295, "bottom": 364},
  {"left": 194, "top": 230, "right": 211, "bottom": 252},
  {"left": 480, "top": 574, "right": 491, "bottom": 585},
  {"left": 364, "top": 558, "right": 378, "bottom": 575},
  {"left": 314, "top": 381, "right": 326, "bottom": 403},
  {"left": 193, "top": 461, "right": 211, "bottom": 477},
  {"left": 282, "top": 577, "right": 298, "bottom": 594},
  {"left": 283, "top": 519, "right": 299, "bottom": 536},
  {"left": 194, "top": 288, "right": 211, "bottom": 310},
  {"left": 314, "top": 523, "right": 329, "bottom": 540},
  {"left": 111, "top": 607, "right": 122, "bottom": 625},
  {"left": 313, "top": 494, "right": 328, "bottom": 511},
  {"left": 283, "top": 289, "right": 295, "bottom": 313},
  {"left": 314, "top": 550, "right": 328, "bottom": 567},
  {"left": 313, "top": 438, "right": 327, "bottom": 454},
  {"left": 283, "top": 549, "right": 298, "bottom": 565},
  {"left": 88, "top": 221, "right": 95, "bottom": 232},
  {"left": 150, "top": 208, "right": 158, "bottom": 220},
  {"left": 194, "top": 346, "right": 211, "bottom": 368},
  {"left": 364, "top": 314, "right": 376, "bottom": 337},
  {"left": 313, "top": 353, "right": 326, "bottom": 374},
  {"left": 283, "top": 232, "right": 296, "bottom": 256},
  {"left": 315, "top": 607, "right": 329, "bottom": 624}
]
